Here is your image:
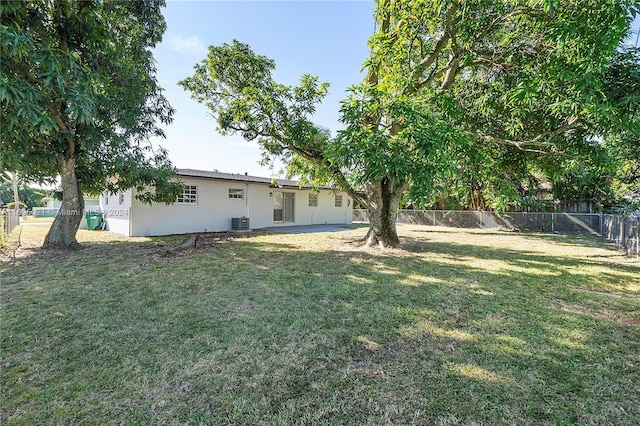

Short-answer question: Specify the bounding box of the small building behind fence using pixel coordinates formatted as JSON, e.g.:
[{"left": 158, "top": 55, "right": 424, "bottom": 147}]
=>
[{"left": 353, "top": 209, "right": 639, "bottom": 259}]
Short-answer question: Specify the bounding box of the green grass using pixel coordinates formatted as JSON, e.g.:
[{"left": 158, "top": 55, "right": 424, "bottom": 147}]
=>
[{"left": 1, "top": 224, "right": 639, "bottom": 425}]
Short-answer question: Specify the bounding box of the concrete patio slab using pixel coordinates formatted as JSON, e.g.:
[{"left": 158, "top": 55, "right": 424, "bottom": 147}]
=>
[{"left": 261, "top": 224, "right": 359, "bottom": 234}]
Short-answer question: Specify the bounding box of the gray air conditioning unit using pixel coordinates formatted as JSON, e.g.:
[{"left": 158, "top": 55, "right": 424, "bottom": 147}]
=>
[{"left": 231, "top": 217, "right": 250, "bottom": 231}]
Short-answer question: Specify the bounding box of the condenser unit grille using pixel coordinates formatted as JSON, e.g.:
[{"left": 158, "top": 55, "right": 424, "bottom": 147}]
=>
[{"left": 231, "top": 217, "right": 250, "bottom": 231}]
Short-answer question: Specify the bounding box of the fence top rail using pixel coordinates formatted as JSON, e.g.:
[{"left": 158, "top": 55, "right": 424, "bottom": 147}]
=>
[{"left": 355, "top": 209, "right": 640, "bottom": 217}]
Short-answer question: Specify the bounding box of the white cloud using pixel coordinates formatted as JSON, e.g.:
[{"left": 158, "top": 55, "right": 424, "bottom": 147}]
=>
[{"left": 166, "top": 35, "right": 207, "bottom": 55}]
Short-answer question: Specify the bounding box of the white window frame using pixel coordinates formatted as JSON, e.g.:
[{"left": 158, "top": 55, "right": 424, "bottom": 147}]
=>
[
  {"left": 308, "top": 193, "right": 318, "bottom": 207},
  {"left": 177, "top": 185, "right": 198, "bottom": 204},
  {"left": 228, "top": 188, "right": 244, "bottom": 200},
  {"left": 334, "top": 194, "right": 343, "bottom": 207},
  {"left": 273, "top": 191, "right": 295, "bottom": 223}
]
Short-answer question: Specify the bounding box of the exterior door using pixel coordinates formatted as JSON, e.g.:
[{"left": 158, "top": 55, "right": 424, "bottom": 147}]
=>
[{"left": 273, "top": 192, "right": 294, "bottom": 223}]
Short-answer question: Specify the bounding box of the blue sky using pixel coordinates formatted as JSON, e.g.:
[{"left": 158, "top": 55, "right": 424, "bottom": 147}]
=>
[
  {"left": 151, "top": 1, "right": 640, "bottom": 178},
  {"left": 152, "top": 1, "right": 375, "bottom": 177}
]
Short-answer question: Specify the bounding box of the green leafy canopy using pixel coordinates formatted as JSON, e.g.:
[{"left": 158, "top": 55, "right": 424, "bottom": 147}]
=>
[
  {"left": 179, "top": 1, "right": 639, "bottom": 246},
  {"left": 0, "top": 0, "right": 182, "bottom": 203}
]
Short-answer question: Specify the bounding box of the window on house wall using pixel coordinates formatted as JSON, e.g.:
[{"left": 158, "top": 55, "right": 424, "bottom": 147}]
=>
[
  {"left": 308, "top": 193, "right": 318, "bottom": 207},
  {"left": 118, "top": 192, "right": 124, "bottom": 205},
  {"left": 177, "top": 185, "right": 197, "bottom": 204},
  {"left": 228, "top": 188, "right": 244, "bottom": 199},
  {"left": 335, "top": 194, "right": 343, "bottom": 207}
]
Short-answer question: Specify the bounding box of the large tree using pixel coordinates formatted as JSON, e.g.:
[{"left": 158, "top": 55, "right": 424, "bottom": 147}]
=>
[
  {"left": 1, "top": 0, "right": 181, "bottom": 248},
  {"left": 180, "top": 0, "right": 638, "bottom": 247},
  {"left": 601, "top": 46, "right": 640, "bottom": 207},
  {"left": 432, "top": 43, "right": 640, "bottom": 212}
]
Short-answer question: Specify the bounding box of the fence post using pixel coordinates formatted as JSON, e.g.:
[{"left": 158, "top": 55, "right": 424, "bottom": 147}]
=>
[
  {"left": 634, "top": 216, "right": 639, "bottom": 260},
  {"left": 599, "top": 213, "right": 603, "bottom": 235},
  {"left": 636, "top": 217, "right": 639, "bottom": 260},
  {"left": 551, "top": 212, "right": 555, "bottom": 233}
]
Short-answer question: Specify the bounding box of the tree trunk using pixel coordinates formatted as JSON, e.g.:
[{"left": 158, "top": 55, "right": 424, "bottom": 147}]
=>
[
  {"left": 43, "top": 158, "right": 84, "bottom": 249},
  {"left": 469, "top": 182, "right": 486, "bottom": 211},
  {"left": 363, "top": 177, "right": 407, "bottom": 248}
]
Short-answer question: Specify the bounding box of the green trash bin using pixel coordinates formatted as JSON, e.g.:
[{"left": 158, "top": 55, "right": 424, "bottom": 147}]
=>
[{"left": 85, "top": 211, "right": 102, "bottom": 230}]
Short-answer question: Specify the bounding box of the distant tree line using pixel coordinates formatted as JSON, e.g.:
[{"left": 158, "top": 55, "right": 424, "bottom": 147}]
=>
[{"left": 0, "top": 183, "right": 47, "bottom": 210}]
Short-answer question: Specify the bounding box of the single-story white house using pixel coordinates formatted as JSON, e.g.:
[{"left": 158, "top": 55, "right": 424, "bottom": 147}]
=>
[{"left": 101, "top": 169, "right": 353, "bottom": 237}]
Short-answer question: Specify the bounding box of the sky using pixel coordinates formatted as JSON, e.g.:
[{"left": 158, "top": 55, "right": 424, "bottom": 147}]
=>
[
  {"left": 151, "top": 0, "right": 375, "bottom": 178},
  {"left": 150, "top": 1, "right": 640, "bottom": 179}
]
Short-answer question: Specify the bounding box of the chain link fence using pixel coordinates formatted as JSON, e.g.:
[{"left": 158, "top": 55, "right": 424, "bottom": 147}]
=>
[
  {"left": 601, "top": 214, "right": 640, "bottom": 258},
  {"left": 353, "top": 209, "right": 639, "bottom": 259},
  {"left": 1, "top": 210, "right": 20, "bottom": 247}
]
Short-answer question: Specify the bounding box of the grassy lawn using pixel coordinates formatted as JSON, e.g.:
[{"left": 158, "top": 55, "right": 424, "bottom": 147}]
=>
[{"left": 1, "top": 224, "right": 639, "bottom": 425}]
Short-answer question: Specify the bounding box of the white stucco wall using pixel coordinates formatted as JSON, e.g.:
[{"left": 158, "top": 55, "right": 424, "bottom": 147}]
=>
[
  {"left": 101, "top": 190, "right": 132, "bottom": 236},
  {"left": 127, "top": 177, "right": 352, "bottom": 237},
  {"left": 248, "top": 186, "right": 353, "bottom": 228}
]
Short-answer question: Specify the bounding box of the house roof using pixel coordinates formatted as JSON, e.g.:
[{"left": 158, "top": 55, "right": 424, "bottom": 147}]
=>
[{"left": 176, "top": 169, "right": 308, "bottom": 189}]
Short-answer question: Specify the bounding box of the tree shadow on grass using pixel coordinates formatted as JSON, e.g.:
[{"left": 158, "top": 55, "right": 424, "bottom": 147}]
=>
[
  {"left": 412, "top": 226, "right": 627, "bottom": 252},
  {"left": 174, "top": 235, "right": 638, "bottom": 423},
  {"left": 509, "top": 231, "right": 629, "bottom": 251},
  {"left": 402, "top": 229, "right": 638, "bottom": 283},
  {"left": 244, "top": 235, "right": 637, "bottom": 422},
  {"left": 2, "top": 230, "right": 639, "bottom": 424}
]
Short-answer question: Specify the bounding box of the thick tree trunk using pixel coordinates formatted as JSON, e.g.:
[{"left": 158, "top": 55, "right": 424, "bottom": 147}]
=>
[
  {"left": 43, "top": 158, "right": 84, "bottom": 249},
  {"left": 469, "top": 182, "right": 486, "bottom": 211},
  {"left": 363, "top": 177, "right": 408, "bottom": 248}
]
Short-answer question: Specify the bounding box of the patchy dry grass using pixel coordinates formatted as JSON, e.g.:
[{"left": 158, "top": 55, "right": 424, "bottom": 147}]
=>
[{"left": 1, "top": 224, "right": 639, "bottom": 425}]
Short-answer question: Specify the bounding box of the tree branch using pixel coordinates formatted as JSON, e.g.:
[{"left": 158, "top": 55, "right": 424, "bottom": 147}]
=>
[
  {"left": 224, "top": 120, "right": 367, "bottom": 206},
  {"left": 438, "top": 53, "right": 461, "bottom": 89},
  {"left": 413, "top": 6, "right": 534, "bottom": 93},
  {"left": 471, "top": 7, "right": 532, "bottom": 48},
  {"left": 476, "top": 115, "right": 582, "bottom": 155},
  {"left": 406, "top": 1, "right": 458, "bottom": 95}
]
